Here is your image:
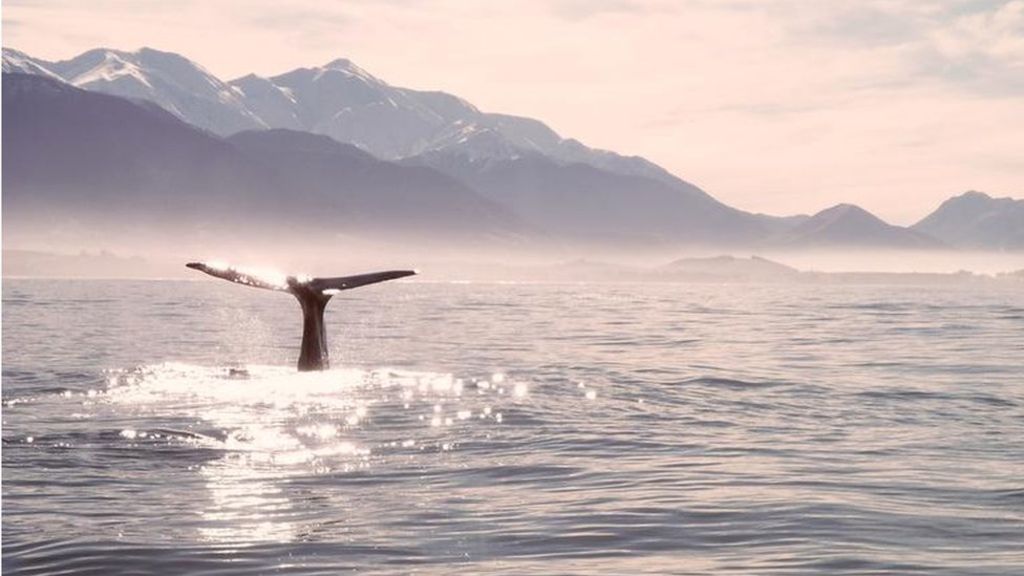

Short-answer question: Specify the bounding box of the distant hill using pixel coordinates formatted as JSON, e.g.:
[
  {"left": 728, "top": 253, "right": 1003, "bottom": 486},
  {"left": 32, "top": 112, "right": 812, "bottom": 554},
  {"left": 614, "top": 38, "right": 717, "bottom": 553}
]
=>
[
  {"left": 660, "top": 255, "right": 799, "bottom": 281},
  {"left": 913, "top": 191, "right": 1024, "bottom": 250},
  {"left": 774, "top": 204, "right": 941, "bottom": 249},
  {"left": 2, "top": 250, "right": 169, "bottom": 278}
]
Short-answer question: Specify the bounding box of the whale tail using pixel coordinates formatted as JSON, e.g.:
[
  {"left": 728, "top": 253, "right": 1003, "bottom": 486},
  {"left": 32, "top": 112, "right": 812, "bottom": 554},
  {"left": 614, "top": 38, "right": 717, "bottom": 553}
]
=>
[{"left": 185, "top": 262, "right": 416, "bottom": 371}]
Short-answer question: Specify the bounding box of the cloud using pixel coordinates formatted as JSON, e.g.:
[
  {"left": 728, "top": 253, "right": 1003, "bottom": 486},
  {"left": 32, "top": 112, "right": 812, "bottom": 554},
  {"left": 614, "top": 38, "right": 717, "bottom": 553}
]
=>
[
  {"left": 245, "top": 8, "right": 351, "bottom": 31},
  {"left": 548, "top": 0, "right": 664, "bottom": 21},
  {"left": 4, "top": 0, "right": 196, "bottom": 13},
  {"left": 779, "top": 0, "right": 1024, "bottom": 96},
  {"left": 918, "top": 0, "right": 1024, "bottom": 95},
  {"left": 241, "top": 5, "right": 353, "bottom": 50}
]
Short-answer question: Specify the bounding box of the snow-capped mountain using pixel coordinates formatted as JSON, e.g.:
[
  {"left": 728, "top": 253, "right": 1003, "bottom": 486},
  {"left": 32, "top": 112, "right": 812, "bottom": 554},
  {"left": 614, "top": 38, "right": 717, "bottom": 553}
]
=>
[
  {"left": 228, "top": 73, "right": 304, "bottom": 130},
  {"left": 13, "top": 47, "right": 267, "bottom": 135},
  {"left": 248, "top": 58, "right": 476, "bottom": 160},
  {"left": 3, "top": 47, "right": 673, "bottom": 183},
  {"left": 1, "top": 48, "right": 64, "bottom": 80}
]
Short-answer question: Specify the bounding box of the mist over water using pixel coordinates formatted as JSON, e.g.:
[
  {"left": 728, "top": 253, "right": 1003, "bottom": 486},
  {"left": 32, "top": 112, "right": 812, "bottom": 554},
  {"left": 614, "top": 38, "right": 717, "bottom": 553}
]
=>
[
  {"left": 3, "top": 280, "right": 1023, "bottom": 574},
  {"left": 4, "top": 235, "right": 1024, "bottom": 283}
]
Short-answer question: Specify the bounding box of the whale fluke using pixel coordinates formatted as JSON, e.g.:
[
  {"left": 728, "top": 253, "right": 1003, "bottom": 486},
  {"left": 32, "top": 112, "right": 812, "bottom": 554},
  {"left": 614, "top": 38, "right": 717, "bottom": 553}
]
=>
[
  {"left": 185, "top": 262, "right": 292, "bottom": 292},
  {"left": 186, "top": 262, "right": 416, "bottom": 371},
  {"left": 307, "top": 270, "right": 420, "bottom": 293}
]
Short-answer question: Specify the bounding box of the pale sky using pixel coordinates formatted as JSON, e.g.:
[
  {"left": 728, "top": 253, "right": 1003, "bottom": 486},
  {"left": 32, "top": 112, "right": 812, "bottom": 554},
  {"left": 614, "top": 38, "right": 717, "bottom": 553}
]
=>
[{"left": 4, "top": 0, "right": 1022, "bottom": 224}]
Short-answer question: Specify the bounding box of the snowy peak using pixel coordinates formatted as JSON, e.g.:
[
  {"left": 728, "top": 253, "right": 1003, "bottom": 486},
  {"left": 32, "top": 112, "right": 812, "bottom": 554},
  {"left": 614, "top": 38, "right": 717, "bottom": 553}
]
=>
[
  {"left": 43, "top": 47, "right": 266, "bottom": 134},
  {"left": 229, "top": 73, "right": 302, "bottom": 129},
  {"left": 132, "top": 47, "right": 232, "bottom": 94},
  {"left": 325, "top": 57, "right": 356, "bottom": 68},
  {"left": 54, "top": 48, "right": 151, "bottom": 88},
  {"left": 481, "top": 113, "right": 563, "bottom": 153},
  {"left": 271, "top": 56, "right": 386, "bottom": 91},
  {"left": 1, "top": 48, "right": 63, "bottom": 80},
  {"left": 397, "top": 89, "right": 480, "bottom": 126},
  {"left": 321, "top": 57, "right": 378, "bottom": 81},
  {"left": 421, "top": 121, "right": 534, "bottom": 162}
]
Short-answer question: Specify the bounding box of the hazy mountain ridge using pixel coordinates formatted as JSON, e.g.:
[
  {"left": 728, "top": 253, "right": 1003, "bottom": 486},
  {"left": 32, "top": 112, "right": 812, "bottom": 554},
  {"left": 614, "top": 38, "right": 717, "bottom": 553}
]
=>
[
  {"left": 2, "top": 73, "right": 524, "bottom": 250},
  {"left": 225, "top": 128, "right": 523, "bottom": 235},
  {"left": 661, "top": 255, "right": 800, "bottom": 279},
  {"left": 775, "top": 204, "right": 942, "bottom": 249},
  {"left": 913, "top": 191, "right": 1024, "bottom": 250},
  {"left": 2, "top": 73, "right": 257, "bottom": 215},
  {"left": 401, "top": 147, "right": 774, "bottom": 245},
  {"left": 2, "top": 250, "right": 166, "bottom": 278},
  {"left": 8, "top": 248, "right": 1020, "bottom": 283}
]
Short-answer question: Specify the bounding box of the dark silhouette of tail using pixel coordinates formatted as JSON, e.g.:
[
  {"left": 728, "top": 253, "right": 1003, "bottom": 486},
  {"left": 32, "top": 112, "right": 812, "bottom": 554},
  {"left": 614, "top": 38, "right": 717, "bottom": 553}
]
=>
[{"left": 186, "top": 262, "right": 416, "bottom": 371}]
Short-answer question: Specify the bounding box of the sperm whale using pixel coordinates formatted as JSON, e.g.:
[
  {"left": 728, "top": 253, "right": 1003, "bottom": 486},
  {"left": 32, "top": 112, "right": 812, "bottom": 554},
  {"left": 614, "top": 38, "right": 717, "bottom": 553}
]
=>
[{"left": 186, "top": 262, "right": 416, "bottom": 371}]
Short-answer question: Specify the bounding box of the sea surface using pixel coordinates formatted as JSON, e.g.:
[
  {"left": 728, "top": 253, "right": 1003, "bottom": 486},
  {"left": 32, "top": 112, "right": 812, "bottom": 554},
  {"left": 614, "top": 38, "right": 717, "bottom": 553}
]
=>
[{"left": 3, "top": 279, "right": 1023, "bottom": 575}]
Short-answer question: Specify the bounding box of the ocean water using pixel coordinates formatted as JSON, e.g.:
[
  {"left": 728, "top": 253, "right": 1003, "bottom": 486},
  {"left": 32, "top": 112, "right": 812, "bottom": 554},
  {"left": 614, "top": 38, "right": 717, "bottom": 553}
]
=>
[{"left": 2, "top": 279, "right": 1023, "bottom": 575}]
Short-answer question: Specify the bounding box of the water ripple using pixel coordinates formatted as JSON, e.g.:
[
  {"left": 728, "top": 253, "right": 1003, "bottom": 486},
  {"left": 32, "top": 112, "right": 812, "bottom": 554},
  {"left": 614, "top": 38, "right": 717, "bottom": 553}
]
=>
[{"left": 3, "top": 281, "right": 1023, "bottom": 575}]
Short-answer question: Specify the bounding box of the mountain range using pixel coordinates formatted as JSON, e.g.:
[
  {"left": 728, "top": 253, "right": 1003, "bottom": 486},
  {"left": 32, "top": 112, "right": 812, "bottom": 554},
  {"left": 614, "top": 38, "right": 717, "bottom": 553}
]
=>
[
  {"left": 3, "top": 46, "right": 1022, "bottom": 252},
  {"left": 2, "top": 47, "right": 670, "bottom": 181},
  {"left": 2, "top": 73, "right": 520, "bottom": 249}
]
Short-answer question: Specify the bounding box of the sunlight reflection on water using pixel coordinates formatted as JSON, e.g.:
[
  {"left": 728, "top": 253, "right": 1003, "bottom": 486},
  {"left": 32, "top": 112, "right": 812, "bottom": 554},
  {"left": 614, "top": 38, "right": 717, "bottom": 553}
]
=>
[{"left": 102, "top": 362, "right": 519, "bottom": 544}]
